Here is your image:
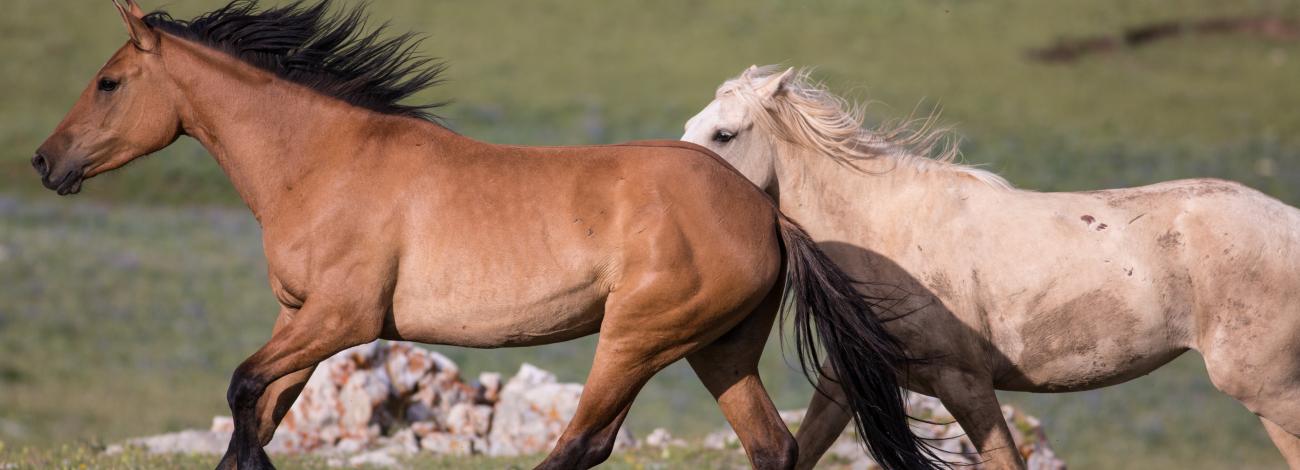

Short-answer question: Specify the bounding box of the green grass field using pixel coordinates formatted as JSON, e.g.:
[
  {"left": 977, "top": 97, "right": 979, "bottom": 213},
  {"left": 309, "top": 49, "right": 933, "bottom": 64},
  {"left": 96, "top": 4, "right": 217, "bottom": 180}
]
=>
[{"left": 3, "top": 0, "right": 1299, "bottom": 468}]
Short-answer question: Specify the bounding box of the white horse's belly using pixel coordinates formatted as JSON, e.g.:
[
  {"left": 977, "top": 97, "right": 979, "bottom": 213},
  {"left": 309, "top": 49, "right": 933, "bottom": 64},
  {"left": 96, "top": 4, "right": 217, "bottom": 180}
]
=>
[{"left": 993, "top": 292, "right": 1188, "bottom": 392}]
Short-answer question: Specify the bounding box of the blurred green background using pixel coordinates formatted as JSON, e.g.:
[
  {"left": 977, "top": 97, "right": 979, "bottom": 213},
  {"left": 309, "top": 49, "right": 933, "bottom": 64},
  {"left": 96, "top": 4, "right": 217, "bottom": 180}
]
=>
[{"left": 2, "top": 0, "right": 1298, "bottom": 468}]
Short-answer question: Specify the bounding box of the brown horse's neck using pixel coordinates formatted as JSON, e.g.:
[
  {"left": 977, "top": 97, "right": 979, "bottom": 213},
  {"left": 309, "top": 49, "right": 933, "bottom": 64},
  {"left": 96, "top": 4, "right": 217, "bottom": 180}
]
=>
[{"left": 157, "top": 34, "right": 453, "bottom": 221}]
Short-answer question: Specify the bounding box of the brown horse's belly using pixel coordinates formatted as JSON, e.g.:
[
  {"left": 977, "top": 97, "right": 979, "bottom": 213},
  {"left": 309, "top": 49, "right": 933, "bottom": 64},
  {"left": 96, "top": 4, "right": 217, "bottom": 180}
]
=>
[{"left": 383, "top": 276, "right": 608, "bottom": 349}]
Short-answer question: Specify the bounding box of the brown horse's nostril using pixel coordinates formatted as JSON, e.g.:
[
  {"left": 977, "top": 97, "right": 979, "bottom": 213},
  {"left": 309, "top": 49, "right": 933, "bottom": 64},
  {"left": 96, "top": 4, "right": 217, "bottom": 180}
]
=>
[{"left": 31, "top": 153, "right": 49, "bottom": 177}]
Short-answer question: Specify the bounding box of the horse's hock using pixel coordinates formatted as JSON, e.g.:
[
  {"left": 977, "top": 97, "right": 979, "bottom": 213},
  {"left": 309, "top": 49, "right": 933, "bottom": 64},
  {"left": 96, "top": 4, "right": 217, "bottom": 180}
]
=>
[{"left": 106, "top": 341, "right": 1065, "bottom": 468}]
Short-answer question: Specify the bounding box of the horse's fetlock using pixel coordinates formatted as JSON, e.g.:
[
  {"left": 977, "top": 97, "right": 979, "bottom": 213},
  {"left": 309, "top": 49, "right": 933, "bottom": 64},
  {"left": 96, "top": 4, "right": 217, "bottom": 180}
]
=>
[
  {"left": 581, "top": 444, "right": 615, "bottom": 468},
  {"left": 227, "top": 373, "right": 267, "bottom": 409}
]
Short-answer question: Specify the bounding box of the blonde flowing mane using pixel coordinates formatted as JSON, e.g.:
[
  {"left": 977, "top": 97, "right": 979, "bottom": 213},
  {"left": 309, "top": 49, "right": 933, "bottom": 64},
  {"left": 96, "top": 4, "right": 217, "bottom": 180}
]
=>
[{"left": 719, "top": 66, "right": 1012, "bottom": 189}]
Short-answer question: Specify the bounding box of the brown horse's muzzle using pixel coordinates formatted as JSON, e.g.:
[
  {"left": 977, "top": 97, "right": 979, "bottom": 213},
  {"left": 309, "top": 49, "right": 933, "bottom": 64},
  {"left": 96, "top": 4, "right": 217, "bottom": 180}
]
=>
[{"left": 31, "top": 150, "right": 85, "bottom": 196}]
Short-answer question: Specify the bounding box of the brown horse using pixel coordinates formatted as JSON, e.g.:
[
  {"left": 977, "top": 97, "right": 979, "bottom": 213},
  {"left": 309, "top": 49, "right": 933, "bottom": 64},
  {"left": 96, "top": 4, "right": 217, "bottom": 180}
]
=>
[{"left": 33, "top": 2, "right": 940, "bottom": 469}]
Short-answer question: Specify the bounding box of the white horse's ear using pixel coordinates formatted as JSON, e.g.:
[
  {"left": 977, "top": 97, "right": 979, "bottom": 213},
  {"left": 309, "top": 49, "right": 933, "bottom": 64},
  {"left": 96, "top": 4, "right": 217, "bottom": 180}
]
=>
[{"left": 755, "top": 67, "right": 795, "bottom": 99}]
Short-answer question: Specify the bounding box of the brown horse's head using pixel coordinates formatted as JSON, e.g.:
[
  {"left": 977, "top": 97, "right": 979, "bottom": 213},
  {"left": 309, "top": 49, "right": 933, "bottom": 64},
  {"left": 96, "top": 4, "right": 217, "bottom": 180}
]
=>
[{"left": 34, "top": 1, "right": 181, "bottom": 195}]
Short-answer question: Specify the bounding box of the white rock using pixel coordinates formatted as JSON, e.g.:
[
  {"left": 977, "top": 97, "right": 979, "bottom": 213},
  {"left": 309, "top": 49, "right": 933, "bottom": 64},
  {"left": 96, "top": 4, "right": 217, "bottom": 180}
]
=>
[
  {"left": 347, "top": 449, "right": 400, "bottom": 467},
  {"left": 420, "top": 433, "right": 480, "bottom": 456},
  {"left": 107, "top": 430, "right": 230, "bottom": 455},
  {"left": 644, "top": 428, "right": 684, "bottom": 448},
  {"left": 445, "top": 403, "right": 493, "bottom": 436},
  {"left": 477, "top": 372, "right": 503, "bottom": 403},
  {"left": 702, "top": 429, "right": 740, "bottom": 450},
  {"left": 486, "top": 363, "right": 591, "bottom": 457},
  {"left": 382, "top": 428, "right": 420, "bottom": 455},
  {"left": 210, "top": 416, "right": 234, "bottom": 433}
]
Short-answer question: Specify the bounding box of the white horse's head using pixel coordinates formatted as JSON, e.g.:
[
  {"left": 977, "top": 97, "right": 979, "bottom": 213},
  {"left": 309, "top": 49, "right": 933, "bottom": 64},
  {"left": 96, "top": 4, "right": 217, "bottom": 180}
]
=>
[
  {"left": 684, "top": 65, "right": 1007, "bottom": 194},
  {"left": 682, "top": 65, "right": 795, "bottom": 194}
]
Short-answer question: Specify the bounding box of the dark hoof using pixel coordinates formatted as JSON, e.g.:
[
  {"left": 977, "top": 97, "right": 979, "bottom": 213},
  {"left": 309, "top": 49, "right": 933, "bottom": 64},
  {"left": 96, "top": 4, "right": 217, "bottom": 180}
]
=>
[
  {"left": 215, "top": 448, "right": 275, "bottom": 470},
  {"left": 215, "top": 451, "right": 237, "bottom": 470}
]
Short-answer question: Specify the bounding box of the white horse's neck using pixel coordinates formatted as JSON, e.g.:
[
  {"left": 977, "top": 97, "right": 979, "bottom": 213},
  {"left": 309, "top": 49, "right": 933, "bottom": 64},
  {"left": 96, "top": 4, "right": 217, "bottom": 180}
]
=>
[{"left": 773, "top": 142, "right": 1006, "bottom": 253}]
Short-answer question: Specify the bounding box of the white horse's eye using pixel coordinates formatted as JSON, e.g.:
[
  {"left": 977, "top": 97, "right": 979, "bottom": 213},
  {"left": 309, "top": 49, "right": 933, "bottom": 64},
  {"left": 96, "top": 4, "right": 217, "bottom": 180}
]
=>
[{"left": 713, "top": 130, "right": 736, "bottom": 143}]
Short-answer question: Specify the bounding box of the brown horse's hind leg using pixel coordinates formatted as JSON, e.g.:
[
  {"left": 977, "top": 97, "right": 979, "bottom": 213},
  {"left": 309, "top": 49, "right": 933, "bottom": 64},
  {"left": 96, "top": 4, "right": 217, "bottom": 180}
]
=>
[
  {"left": 533, "top": 333, "right": 666, "bottom": 470},
  {"left": 218, "top": 300, "right": 382, "bottom": 470},
  {"left": 793, "top": 366, "right": 853, "bottom": 470},
  {"left": 687, "top": 284, "right": 796, "bottom": 470},
  {"left": 535, "top": 266, "right": 772, "bottom": 469}
]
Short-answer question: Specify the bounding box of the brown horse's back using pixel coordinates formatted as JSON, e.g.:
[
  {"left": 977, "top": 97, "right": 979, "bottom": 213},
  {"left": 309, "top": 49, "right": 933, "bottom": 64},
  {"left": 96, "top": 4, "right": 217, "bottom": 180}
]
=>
[{"left": 375, "top": 136, "right": 781, "bottom": 349}]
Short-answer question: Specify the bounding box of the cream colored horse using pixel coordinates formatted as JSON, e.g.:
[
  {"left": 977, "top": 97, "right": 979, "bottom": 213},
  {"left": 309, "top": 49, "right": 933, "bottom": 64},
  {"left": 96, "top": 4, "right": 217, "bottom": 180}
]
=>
[{"left": 683, "top": 66, "right": 1300, "bottom": 469}]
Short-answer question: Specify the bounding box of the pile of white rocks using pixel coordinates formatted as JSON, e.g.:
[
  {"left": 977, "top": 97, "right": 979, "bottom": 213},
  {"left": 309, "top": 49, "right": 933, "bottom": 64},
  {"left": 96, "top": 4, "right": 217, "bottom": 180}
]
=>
[
  {"left": 108, "top": 341, "right": 1063, "bottom": 469},
  {"left": 107, "top": 341, "right": 632, "bottom": 466}
]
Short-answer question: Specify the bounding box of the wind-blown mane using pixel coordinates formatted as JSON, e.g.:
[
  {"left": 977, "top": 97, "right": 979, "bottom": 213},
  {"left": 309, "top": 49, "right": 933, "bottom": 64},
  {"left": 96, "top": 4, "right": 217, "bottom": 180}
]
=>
[
  {"left": 721, "top": 66, "right": 1012, "bottom": 189},
  {"left": 144, "top": 0, "right": 446, "bottom": 121}
]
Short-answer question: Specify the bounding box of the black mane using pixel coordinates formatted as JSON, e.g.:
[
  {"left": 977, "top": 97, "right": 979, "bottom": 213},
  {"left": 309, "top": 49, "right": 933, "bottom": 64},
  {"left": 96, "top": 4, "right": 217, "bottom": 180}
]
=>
[{"left": 144, "top": 0, "right": 447, "bottom": 121}]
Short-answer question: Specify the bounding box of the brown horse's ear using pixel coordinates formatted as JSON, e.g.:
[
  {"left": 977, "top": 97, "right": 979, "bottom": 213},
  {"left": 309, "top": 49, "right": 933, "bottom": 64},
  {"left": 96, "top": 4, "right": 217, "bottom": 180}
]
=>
[
  {"left": 126, "top": 0, "right": 146, "bottom": 18},
  {"left": 755, "top": 67, "right": 795, "bottom": 100},
  {"left": 112, "top": 0, "right": 158, "bottom": 51}
]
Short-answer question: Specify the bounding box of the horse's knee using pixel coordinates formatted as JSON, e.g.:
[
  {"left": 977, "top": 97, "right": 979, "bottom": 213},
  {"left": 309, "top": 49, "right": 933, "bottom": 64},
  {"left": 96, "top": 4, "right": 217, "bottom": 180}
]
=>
[{"left": 751, "top": 433, "right": 798, "bottom": 470}]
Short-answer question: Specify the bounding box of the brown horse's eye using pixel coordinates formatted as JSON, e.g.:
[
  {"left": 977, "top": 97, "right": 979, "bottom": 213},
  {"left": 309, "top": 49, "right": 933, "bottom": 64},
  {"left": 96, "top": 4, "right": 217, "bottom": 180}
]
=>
[{"left": 98, "top": 78, "right": 120, "bottom": 92}]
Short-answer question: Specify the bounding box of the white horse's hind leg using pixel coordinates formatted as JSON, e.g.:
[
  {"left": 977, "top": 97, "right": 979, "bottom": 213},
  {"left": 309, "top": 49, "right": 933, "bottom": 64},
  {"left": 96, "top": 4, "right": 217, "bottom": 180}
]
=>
[
  {"left": 793, "top": 368, "right": 853, "bottom": 470},
  {"left": 929, "top": 370, "right": 1026, "bottom": 470},
  {"left": 1200, "top": 298, "right": 1300, "bottom": 467},
  {"left": 1262, "top": 417, "right": 1300, "bottom": 469}
]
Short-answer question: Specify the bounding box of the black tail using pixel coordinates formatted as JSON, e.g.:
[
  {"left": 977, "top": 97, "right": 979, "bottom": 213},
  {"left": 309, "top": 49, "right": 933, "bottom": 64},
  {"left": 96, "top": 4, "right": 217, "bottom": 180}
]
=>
[{"left": 777, "top": 214, "right": 941, "bottom": 470}]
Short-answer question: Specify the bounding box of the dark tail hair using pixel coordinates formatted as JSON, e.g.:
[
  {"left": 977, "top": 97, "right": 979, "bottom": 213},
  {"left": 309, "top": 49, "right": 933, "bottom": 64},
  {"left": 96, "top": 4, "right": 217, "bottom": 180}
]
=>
[{"left": 777, "top": 214, "right": 941, "bottom": 470}]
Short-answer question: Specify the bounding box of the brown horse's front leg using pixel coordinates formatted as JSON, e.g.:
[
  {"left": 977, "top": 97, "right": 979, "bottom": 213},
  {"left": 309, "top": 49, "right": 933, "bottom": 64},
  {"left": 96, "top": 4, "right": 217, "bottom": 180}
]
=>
[
  {"left": 252, "top": 308, "right": 318, "bottom": 447},
  {"left": 217, "top": 299, "right": 383, "bottom": 470},
  {"left": 253, "top": 366, "right": 316, "bottom": 446}
]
